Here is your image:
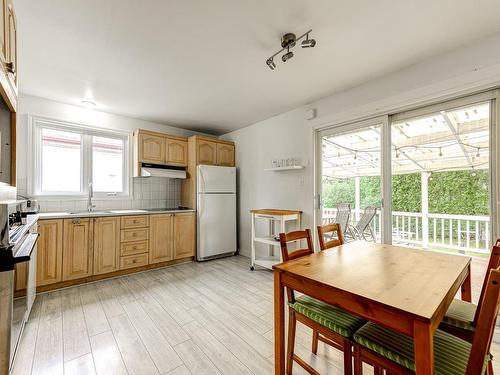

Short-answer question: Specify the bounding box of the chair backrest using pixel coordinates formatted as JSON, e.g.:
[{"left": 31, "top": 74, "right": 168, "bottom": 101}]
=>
[
  {"left": 317, "top": 223, "right": 344, "bottom": 250},
  {"left": 354, "top": 206, "right": 377, "bottom": 232},
  {"left": 335, "top": 203, "right": 351, "bottom": 234},
  {"left": 466, "top": 266, "right": 500, "bottom": 374},
  {"left": 279, "top": 229, "right": 314, "bottom": 303},
  {"left": 473, "top": 244, "right": 500, "bottom": 325}
]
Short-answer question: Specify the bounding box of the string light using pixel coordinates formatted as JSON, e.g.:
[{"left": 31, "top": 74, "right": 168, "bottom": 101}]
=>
[
  {"left": 439, "top": 147, "right": 443, "bottom": 157},
  {"left": 395, "top": 149, "right": 400, "bottom": 158},
  {"left": 476, "top": 148, "right": 480, "bottom": 157},
  {"left": 354, "top": 151, "right": 357, "bottom": 160}
]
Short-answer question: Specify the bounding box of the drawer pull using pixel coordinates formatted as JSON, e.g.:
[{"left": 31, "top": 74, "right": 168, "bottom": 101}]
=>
[
  {"left": 133, "top": 220, "right": 139, "bottom": 223},
  {"left": 133, "top": 246, "right": 137, "bottom": 250},
  {"left": 133, "top": 233, "right": 137, "bottom": 237}
]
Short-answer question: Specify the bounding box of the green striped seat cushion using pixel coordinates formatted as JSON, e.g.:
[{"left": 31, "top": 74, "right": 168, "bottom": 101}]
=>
[
  {"left": 441, "top": 299, "right": 477, "bottom": 332},
  {"left": 289, "top": 295, "right": 366, "bottom": 338},
  {"left": 354, "top": 322, "right": 491, "bottom": 374}
]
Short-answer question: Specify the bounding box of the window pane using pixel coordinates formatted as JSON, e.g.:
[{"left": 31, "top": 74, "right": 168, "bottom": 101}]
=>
[
  {"left": 92, "top": 136, "right": 124, "bottom": 192},
  {"left": 41, "top": 128, "right": 82, "bottom": 192}
]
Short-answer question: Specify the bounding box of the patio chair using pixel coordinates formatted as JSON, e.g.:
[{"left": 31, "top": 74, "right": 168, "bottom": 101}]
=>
[
  {"left": 334, "top": 202, "right": 355, "bottom": 239},
  {"left": 350, "top": 206, "right": 378, "bottom": 242}
]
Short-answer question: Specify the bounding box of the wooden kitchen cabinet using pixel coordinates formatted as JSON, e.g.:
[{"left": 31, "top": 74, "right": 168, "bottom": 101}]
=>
[
  {"left": 139, "top": 132, "right": 166, "bottom": 164},
  {"left": 37, "top": 219, "right": 63, "bottom": 286},
  {"left": 173, "top": 212, "right": 195, "bottom": 259},
  {"left": 0, "top": 0, "right": 6, "bottom": 64},
  {"left": 94, "top": 217, "right": 120, "bottom": 275},
  {"left": 196, "top": 139, "right": 217, "bottom": 165},
  {"left": 166, "top": 138, "right": 188, "bottom": 166},
  {"left": 5, "top": 0, "right": 16, "bottom": 91},
  {"left": 216, "top": 143, "right": 235, "bottom": 167},
  {"left": 62, "top": 218, "right": 93, "bottom": 281},
  {"left": 149, "top": 214, "right": 173, "bottom": 264}
]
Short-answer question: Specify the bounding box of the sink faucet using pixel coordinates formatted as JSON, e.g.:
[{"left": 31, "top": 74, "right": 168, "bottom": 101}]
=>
[{"left": 88, "top": 179, "right": 96, "bottom": 212}]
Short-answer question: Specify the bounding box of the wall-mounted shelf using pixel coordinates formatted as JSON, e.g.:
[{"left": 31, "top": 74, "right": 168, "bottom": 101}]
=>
[{"left": 264, "top": 166, "right": 304, "bottom": 172}]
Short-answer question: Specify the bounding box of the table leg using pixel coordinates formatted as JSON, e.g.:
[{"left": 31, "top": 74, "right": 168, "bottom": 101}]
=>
[
  {"left": 414, "top": 320, "right": 434, "bottom": 374},
  {"left": 274, "top": 271, "right": 285, "bottom": 375},
  {"left": 461, "top": 263, "right": 472, "bottom": 302}
]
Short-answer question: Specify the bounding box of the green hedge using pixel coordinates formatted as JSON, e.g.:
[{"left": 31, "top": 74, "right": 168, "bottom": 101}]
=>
[{"left": 323, "top": 170, "right": 488, "bottom": 215}]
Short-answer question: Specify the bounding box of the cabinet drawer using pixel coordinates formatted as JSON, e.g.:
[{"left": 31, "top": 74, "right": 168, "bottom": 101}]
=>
[
  {"left": 121, "top": 228, "right": 149, "bottom": 242},
  {"left": 120, "top": 253, "right": 148, "bottom": 270},
  {"left": 121, "top": 215, "right": 149, "bottom": 229},
  {"left": 120, "top": 240, "right": 148, "bottom": 256}
]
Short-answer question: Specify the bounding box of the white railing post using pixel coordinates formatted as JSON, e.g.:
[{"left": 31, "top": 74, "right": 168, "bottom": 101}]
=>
[
  {"left": 421, "top": 172, "right": 429, "bottom": 248},
  {"left": 355, "top": 177, "right": 361, "bottom": 221}
]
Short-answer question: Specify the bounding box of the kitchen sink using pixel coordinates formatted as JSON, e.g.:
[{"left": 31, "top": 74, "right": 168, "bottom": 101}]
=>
[{"left": 108, "top": 209, "right": 147, "bottom": 214}]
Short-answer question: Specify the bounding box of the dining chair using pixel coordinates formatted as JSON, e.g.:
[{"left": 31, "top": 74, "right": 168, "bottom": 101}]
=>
[
  {"left": 352, "top": 266, "right": 500, "bottom": 375},
  {"left": 317, "top": 223, "right": 344, "bottom": 251},
  {"left": 279, "top": 229, "right": 366, "bottom": 375},
  {"left": 350, "top": 207, "right": 378, "bottom": 242},
  {"left": 440, "top": 241, "right": 500, "bottom": 343}
]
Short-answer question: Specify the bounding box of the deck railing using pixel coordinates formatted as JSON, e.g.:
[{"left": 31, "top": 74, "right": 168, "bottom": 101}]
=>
[{"left": 322, "top": 208, "right": 490, "bottom": 255}]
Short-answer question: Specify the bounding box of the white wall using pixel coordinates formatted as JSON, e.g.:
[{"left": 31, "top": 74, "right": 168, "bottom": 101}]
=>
[
  {"left": 223, "top": 108, "right": 314, "bottom": 257},
  {"left": 16, "top": 95, "right": 203, "bottom": 211},
  {"left": 223, "top": 31, "right": 500, "bottom": 256}
]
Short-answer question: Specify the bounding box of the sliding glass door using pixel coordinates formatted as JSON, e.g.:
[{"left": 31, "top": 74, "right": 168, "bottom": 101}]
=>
[
  {"left": 318, "top": 118, "right": 386, "bottom": 243},
  {"left": 316, "top": 92, "right": 497, "bottom": 301},
  {"left": 391, "top": 100, "right": 492, "bottom": 256}
]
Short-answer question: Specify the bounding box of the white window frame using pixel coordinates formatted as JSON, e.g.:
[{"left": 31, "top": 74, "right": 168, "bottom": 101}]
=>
[{"left": 29, "top": 116, "right": 131, "bottom": 199}]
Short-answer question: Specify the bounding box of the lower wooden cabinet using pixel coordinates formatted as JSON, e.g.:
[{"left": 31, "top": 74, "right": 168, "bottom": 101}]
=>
[
  {"left": 37, "top": 219, "right": 63, "bottom": 286},
  {"left": 37, "top": 211, "right": 196, "bottom": 289},
  {"left": 149, "top": 214, "right": 174, "bottom": 264},
  {"left": 94, "top": 217, "right": 120, "bottom": 275},
  {"left": 174, "top": 212, "right": 195, "bottom": 259},
  {"left": 62, "top": 218, "right": 93, "bottom": 281}
]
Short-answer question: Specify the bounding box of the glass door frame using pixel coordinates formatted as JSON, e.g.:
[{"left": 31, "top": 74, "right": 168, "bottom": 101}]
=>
[
  {"left": 314, "top": 89, "right": 499, "bottom": 248},
  {"left": 314, "top": 115, "right": 392, "bottom": 244}
]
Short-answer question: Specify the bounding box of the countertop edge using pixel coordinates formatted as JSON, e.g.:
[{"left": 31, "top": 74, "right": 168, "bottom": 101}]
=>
[{"left": 38, "top": 209, "right": 195, "bottom": 220}]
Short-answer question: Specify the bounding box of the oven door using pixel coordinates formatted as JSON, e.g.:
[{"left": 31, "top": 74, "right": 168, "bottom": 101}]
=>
[{"left": 10, "top": 231, "right": 38, "bottom": 369}]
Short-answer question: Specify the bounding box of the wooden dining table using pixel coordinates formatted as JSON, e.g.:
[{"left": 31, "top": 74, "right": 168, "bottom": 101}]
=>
[{"left": 272, "top": 242, "right": 472, "bottom": 375}]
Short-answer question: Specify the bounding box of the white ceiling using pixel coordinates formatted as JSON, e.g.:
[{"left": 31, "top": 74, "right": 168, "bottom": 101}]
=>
[{"left": 16, "top": 0, "right": 500, "bottom": 134}]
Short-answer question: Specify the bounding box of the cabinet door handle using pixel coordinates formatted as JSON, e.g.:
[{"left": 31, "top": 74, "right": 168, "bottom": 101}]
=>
[
  {"left": 5, "top": 62, "right": 14, "bottom": 74},
  {"left": 72, "top": 218, "right": 81, "bottom": 224}
]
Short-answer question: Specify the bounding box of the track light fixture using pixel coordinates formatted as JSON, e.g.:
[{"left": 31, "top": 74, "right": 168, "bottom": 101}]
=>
[
  {"left": 301, "top": 32, "right": 316, "bottom": 48},
  {"left": 266, "top": 58, "right": 276, "bottom": 70},
  {"left": 266, "top": 29, "right": 316, "bottom": 70}
]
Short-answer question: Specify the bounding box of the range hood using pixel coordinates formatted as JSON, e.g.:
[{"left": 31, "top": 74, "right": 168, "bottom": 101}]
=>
[{"left": 141, "top": 163, "right": 187, "bottom": 179}]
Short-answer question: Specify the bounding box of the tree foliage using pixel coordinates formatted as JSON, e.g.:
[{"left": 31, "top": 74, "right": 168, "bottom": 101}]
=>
[{"left": 323, "top": 170, "right": 488, "bottom": 215}]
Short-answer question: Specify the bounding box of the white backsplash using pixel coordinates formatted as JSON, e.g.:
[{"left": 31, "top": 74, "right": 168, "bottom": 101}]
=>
[{"left": 16, "top": 177, "right": 182, "bottom": 212}]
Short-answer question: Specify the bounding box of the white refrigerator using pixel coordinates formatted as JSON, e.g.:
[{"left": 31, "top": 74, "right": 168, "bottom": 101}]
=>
[{"left": 197, "top": 165, "right": 237, "bottom": 261}]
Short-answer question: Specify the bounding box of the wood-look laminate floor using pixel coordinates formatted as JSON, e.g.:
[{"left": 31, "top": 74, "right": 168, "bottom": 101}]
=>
[{"left": 11, "top": 255, "right": 500, "bottom": 375}]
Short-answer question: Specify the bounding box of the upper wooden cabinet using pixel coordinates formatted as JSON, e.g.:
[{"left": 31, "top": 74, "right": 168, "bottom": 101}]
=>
[
  {"left": 0, "top": 0, "right": 17, "bottom": 111},
  {"left": 166, "top": 138, "right": 188, "bottom": 166},
  {"left": 189, "top": 136, "right": 235, "bottom": 167},
  {"left": 138, "top": 132, "right": 166, "bottom": 164},
  {"left": 94, "top": 217, "right": 120, "bottom": 275},
  {"left": 37, "top": 219, "right": 63, "bottom": 287},
  {"left": 133, "top": 129, "right": 188, "bottom": 176},
  {"left": 62, "top": 218, "right": 93, "bottom": 281},
  {"left": 196, "top": 139, "right": 217, "bottom": 165},
  {"left": 0, "top": 0, "right": 6, "bottom": 64},
  {"left": 5, "top": 0, "right": 16, "bottom": 91},
  {"left": 173, "top": 212, "right": 195, "bottom": 259},
  {"left": 149, "top": 214, "right": 174, "bottom": 264},
  {"left": 217, "top": 143, "right": 235, "bottom": 167}
]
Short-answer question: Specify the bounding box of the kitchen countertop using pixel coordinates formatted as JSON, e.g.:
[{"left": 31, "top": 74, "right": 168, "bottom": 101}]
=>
[{"left": 38, "top": 208, "right": 195, "bottom": 220}]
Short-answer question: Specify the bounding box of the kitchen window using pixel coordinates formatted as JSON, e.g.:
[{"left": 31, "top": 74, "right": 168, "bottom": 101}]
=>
[{"left": 31, "top": 117, "right": 130, "bottom": 197}]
